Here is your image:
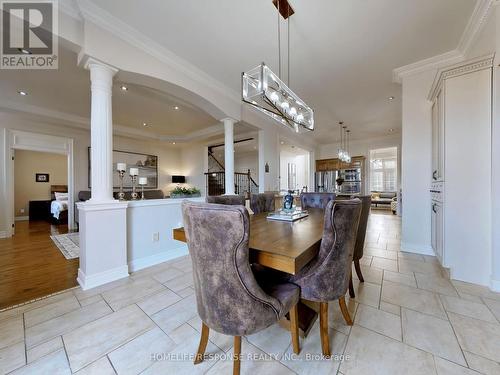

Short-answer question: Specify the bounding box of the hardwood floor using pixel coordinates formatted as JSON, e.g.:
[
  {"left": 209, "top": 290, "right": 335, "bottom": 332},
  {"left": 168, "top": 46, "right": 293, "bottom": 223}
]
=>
[{"left": 0, "top": 220, "right": 78, "bottom": 309}]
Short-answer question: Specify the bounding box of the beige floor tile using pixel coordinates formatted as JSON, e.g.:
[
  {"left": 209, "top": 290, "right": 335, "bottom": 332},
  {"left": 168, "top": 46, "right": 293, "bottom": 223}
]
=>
[
  {"left": 151, "top": 294, "right": 198, "bottom": 333},
  {"left": 328, "top": 298, "right": 358, "bottom": 335},
  {"left": 10, "top": 349, "right": 71, "bottom": 375},
  {"left": 176, "top": 287, "right": 195, "bottom": 298},
  {"left": 355, "top": 304, "right": 402, "bottom": 341},
  {"left": 448, "top": 312, "right": 500, "bottom": 363},
  {"left": 129, "top": 261, "right": 173, "bottom": 280},
  {"left": 423, "top": 255, "right": 440, "bottom": 264},
  {"left": 24, "top": 295, "right": 80, "bottom": 328},
  {"left": 246, "top": 323, "right": 294, "bottom": 357},
  {"left": 63, "top": 304, "right": 155, "bottom": 372},
  {"left": 340, "top": 325, "right": 436, "bottom": 375},
  {"left": 280, "top": 321, "right": 347, "bottom": 375},
  {"left": 350, "top": 280, "right": 381, "bottom": 309},
  {"left": 382, "top": 281, "right": 447, "bottom": 319},
  {"left": 364, "top": 241, "right": 387, "bottom": 250},
  {"left": 137, "top": 288, "right": 182, "bottom": 316},
  {"left": 143, "top": 323, "right": 223, "bottom": 375},
  {"left": 27, "top": 336, "right": 63, "bottom": 363},
  {"left": 206, "top": 339, "right": 295, "bottom": 375},
  {"left": 379, "top": 301, "right": 401, "bottom": 316},
  {"left": 398, "top": 252, "right": 425, "bottom": 262},
  {"left": 433, "top": 356, "right": 480, "bottom": 375},
  {"left": 414, "top": 273, "right": 459, "bottom": 297},
  {"left": 0, "top": 315, "right": 24, "bottom": 349},
  {"left": 358, "top": 256, "right": 373, "bottom": 266},
  {"left": 163, "top": 272, "right": 194, "bottom": 292},
  {"left": 352, "top": 264, "right": 383, "bottom": 285},
  {"left": 364, "top": 248, "right": 397, "bottom": 260},
  {"left": 73, "top": 277, "right": 133, "bottom": 301},
  {"left": 451, "top": 281, "right": 500, "bottom": 302},
  {"left": 463, "top": 351, "right": 500, "bottom": 375},
  {"left": 108, "top": 326, "right": 176, "bottom": 375},
  {"left": 440, "top": 295, "right": 497, "bottom": 323},
  {"left": 102, "top": 277, "right": 165, "bottom": 311},
  {"left": 0, "top": 341, "right": 25, "bottom": 373},
  {"left": 188, "top": 315, "right": 234, "bottom": 352},
  {"left": 74, "top": 356, "right": 116, "bottom": 375},
  {"left": 399, "top": 259, "right": 442, "bottom": 275},
  {"left": 482, "top": 298, "right": 500, "bottom": 323},
  {"left": 371, "top": 257, "right": 398, "bottom": 272},
  {"left": 77, "top": 294, "right": 104, "bottom": 307},
  {"left": 457, "top": 292, "right": 483, "bottom": 303},
  {"left": 402, "top": 308, "right": 466, "bottom": 365},
  {"left": 25, "top": 300, "right": 112, "bottom": 349},
  {"left": 151, "top": 267, "right": 185, "bottom": 284},
  {"left": 386, "top": 243, "right": 402, "bottom": 251},
  {"left": 383, "top": 270, "right": 417, "bottom": 288}
]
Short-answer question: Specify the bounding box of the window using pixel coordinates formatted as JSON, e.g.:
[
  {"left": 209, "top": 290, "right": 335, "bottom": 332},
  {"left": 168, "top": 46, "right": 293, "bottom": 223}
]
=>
[{"left": 369, "top": 147, "right": 398, "bottom": 192}]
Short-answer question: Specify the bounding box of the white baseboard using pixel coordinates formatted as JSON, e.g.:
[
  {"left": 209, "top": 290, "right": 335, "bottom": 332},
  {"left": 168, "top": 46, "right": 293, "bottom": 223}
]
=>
[
  {"left": 128, "top": 246, "right": 189, "bottom": 273},
  {"left": 15, "top": 216, "right": 29, "bottom": 221},
  {"left": 400, "top": 242, "right": 434, "bottom": 256},
  {"left": 77, "top": 265, "right": 129, "bottom": 291},
  {"left": 490, "top": 278, "right": 500, "bottom": 292},
  {"left": 0, "top": 231, "right": 8, "bottom": 238}
]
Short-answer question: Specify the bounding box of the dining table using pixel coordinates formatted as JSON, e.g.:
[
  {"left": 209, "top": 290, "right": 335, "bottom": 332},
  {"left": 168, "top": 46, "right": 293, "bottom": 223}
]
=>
[{"left": 172, "top": 207, "right": 326, "bottom": 337}]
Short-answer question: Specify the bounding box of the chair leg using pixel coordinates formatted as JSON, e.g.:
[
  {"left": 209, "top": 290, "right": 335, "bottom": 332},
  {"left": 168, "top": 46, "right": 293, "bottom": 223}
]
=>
[
  {"left": 233, "top": 336, "right": 242, "bottom": 375},
  {"left": 289, "top": 303, "right": 300, "bottom": 354},
  {"left": 354, "top": 259, "right": 364, "bottom": 282},
  {"left": 339, "top": 296, "right": 353, "bottom": 326},
  {"left": 194, "top": 322, "right": 210, "bottom": 364},
  {"left": 349, "top": 273, "right": 355, "bottom": 298},
  {"left": 319, "top": 302, "right": 331, "bottom": 357}
]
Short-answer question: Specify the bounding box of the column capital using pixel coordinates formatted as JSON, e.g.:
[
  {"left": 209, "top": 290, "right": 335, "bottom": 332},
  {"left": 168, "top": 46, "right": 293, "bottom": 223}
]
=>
[
  {"left": 220, "top": 117, "right": 238, "bottom": 125},
  {"left": 78, "top": 53, "right": 119, "bottom": 76}
]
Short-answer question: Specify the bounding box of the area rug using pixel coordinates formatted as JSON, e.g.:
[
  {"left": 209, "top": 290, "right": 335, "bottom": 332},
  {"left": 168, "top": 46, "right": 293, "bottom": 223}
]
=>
[{"left": 50, "top": 233, "right": 80, "bottom": 259}]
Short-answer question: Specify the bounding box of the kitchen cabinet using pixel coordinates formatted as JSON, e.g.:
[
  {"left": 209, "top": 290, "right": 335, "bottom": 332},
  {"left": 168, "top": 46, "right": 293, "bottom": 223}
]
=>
[{"left": 431, "top": 88, "right": 444, "bottom": 182}]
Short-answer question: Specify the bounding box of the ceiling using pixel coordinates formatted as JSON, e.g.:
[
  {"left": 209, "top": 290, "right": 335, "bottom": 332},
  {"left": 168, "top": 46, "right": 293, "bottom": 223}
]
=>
[{"left": 87, "top": 0, "right": 477, "bottom": 144}]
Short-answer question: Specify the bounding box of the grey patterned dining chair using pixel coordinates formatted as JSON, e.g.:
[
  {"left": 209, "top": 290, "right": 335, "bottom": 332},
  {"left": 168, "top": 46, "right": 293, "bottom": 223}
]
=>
[
  {"left": 250, "top": 193, "right": 275, "bottom": 214},
  {"left": 349, "top": 195, "right": 371, "bottom": 298},
  {"left": 290, "top": 199, "right": 361, "bottom": 357},
  {"left": 300, "top": 192, "right": 336, "bottom": 209},
  {"left": 206, "top": 195, "right": 245, "bottom": 206},
  {"left": 182, "top": 201, "right": 301, "bottom": 375}
]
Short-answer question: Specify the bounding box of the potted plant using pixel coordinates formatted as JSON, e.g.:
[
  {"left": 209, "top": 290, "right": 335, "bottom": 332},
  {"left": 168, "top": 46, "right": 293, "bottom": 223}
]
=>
[{"left": 170, "top": 186, "right": 201, "bottom": 198}]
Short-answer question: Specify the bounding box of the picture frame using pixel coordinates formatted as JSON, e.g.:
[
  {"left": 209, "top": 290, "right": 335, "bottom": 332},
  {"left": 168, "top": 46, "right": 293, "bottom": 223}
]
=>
[
  {"left": 36, "top": 173, "right": 50, "bottom": 183},
  {"left": 88, "top": 148, "right": 158, "bottom": 189}
]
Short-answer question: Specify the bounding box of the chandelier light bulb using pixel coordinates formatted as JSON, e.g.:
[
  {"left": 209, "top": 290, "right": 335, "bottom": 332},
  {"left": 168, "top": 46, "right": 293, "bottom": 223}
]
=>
[
  {"left": 296, "top": 113, "right": 304, "bottom": 122},
  {"left": 289, "top": 107, "right": 297, "bottom": 116},
  {"left": 269, "top": 91, "right": 279, "bottom": 103}
]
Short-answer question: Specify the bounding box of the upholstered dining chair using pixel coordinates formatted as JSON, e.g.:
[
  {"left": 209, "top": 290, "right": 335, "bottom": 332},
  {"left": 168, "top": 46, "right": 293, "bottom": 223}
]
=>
[
  {"left": 290, "top": 199, "right": 361, "bottom": 357},
  {"left": 250, "top": 193, "right": 275, "bottom": 214},
  {"left": 206, "top": 195, "right": 245, "bottom": 206},
  {"left": 300, "top": 192, "right": 336, "bottom": 210},
  {"left": 349, "top": 195, "right": 372, "bottom": 298},
  {"left": 182, "top": 201, "right": 301, "bottom": 375}
]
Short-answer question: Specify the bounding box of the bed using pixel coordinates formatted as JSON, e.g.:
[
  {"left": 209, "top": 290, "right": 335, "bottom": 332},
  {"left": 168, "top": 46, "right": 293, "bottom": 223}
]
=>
[{"left": 50, "top": 185, "right": 68, "bottom": 225}]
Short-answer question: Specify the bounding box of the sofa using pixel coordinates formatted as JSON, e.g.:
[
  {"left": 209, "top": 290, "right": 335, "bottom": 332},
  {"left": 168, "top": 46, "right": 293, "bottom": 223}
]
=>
[{"left": 370, "top": 191, "right": 397, "bottom": 213}]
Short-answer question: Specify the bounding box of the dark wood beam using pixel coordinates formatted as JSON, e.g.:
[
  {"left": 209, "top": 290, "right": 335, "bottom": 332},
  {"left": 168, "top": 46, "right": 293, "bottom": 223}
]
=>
[{"left": 272, "top": 0, "right": 295, "bottom": 19}]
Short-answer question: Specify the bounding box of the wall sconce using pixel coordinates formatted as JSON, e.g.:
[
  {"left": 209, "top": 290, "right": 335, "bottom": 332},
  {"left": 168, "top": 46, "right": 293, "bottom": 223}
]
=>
[
  {"left": 265, "top": 163, "right": 270, "bottom": 173},
  {"left": 172, "top": 175, "right": 186, "bottom": 184}
]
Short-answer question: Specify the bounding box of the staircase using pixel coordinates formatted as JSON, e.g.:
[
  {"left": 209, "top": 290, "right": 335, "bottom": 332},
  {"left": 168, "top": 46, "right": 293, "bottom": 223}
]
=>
[{"left": 206, "top": 152, "right": 258, "bottom": 196}]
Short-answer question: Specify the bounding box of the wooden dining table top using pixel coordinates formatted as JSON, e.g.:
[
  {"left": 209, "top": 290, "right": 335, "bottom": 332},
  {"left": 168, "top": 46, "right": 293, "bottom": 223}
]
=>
[{"left": 172, "top": 208, "right": 325, "bottom": 275}]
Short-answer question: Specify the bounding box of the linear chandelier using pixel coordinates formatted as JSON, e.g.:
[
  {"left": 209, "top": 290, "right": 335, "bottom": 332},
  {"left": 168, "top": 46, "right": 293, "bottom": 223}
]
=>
[{"left": 241, "top": 0, "right": 314, "bottom": 133}]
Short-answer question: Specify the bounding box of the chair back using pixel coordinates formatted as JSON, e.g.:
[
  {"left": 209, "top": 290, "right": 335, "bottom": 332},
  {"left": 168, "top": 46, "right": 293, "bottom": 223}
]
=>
[
  {"left": 292, "top": 199, "right": 362, "bottom": 301},
  {"left": 250, "top": 193, "right": 275, "bottom": 214},
  {"left": 182, "top": 201, "right": 283, "bottom": 336},
  {"left": 300, "top": 192, "right": 336, "bottom": 209},
  {"left": 206, "top": 195, "right": 245, "bottom": 206},
  {"left": 353, "top": 195, "right": 371, "bottom": 260}
]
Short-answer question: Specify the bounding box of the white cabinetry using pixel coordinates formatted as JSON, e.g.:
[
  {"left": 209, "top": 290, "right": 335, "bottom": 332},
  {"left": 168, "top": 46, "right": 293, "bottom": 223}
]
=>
[{"left": 428, "top": 55, "right": 493, "bottom": 286}]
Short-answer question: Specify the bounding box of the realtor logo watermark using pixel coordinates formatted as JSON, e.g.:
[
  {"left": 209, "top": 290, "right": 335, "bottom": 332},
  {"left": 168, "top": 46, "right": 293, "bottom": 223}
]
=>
[{"left": 1, "top": 0, "right": 58, "bottom": 69}]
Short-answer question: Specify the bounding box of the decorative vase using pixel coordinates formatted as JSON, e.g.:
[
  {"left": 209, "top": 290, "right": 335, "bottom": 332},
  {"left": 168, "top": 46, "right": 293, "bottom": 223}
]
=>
[{"left": 283, "top": 190, "right": 294, "bottom": 211}]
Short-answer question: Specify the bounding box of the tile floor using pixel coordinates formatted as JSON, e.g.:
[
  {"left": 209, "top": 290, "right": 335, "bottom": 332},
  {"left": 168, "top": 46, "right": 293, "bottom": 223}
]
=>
[{"left": 1, "top": 212, "right": 500, "bottom": 374}]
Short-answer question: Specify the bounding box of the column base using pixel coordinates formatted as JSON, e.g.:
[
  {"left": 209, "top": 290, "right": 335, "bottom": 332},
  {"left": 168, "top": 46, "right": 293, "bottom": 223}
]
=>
[
  {"left": 490, "top": 278, "right": 500, "bottom": 292},
  {"left": 77, "top": 266, "right": 129, "bottom": 291}
]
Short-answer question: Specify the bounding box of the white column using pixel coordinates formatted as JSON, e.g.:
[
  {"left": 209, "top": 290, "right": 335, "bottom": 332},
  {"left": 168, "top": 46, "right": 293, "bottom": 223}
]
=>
[
  {"left": 258, "top": 130, "right": 265, "bottom": 193},
  {"left": 87, "top": 61, "right": 117, "bottom": 202},
  {"left": 223, "top": 118, "right": 236, "bottom": 195}
]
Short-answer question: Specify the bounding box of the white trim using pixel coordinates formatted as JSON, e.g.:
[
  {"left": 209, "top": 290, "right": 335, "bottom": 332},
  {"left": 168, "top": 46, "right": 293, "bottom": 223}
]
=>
[
  {"left": 393, "top": 0, "right": 499, "bottom": 83},
  {"left": 76, "top": 201, "right": 128, "bottom": 212},
  {"left": 77, "top": 266, "right": 129, "bottom": 291},
  {"left": 4, "top": 130, "right": 76, "bottom": 236},
  {"left": 15, "top": 216, "right": 29, "bottom": 221},
  {"left": 400, "top": 242, "right": 435, "bottom": 256},
  {"left": 490, "top": 277, "right": 500, "bottom": 292},
  {"left": 128, "top": 246, "right": 189, "bottom": 273}
]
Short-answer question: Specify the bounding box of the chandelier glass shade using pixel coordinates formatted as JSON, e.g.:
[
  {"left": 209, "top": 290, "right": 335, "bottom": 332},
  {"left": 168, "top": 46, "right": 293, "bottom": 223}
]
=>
[
  {"left": 337, "top": 123, "right": 351, "bottom": 163},
  {"left": 242, "top": 62, "right": 314, "bottom": 132}
]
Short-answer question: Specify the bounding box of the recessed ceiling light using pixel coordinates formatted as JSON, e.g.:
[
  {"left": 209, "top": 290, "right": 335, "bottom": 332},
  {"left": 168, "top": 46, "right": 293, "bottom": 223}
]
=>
[
  {"left": 18, "top": 90, "right": 28, "bottom": 96},
  {"left": 173, "top": 106, "right": 179, "bottom": 110},
  {"left": 280, "top": 141, "right": 284, "bottom": 145},
  {"left": 389, "top": 128, "right": 395, "bottom": 133},
  {"left": 120, "top": 85, "right": 128, "bottom": 91},
  {"left": 388, "top": 96, "right": 395, "bottom": 101},
  {"left": 172, "top": 142, "right": 176, "bottom": 145},
  {"left": 142, "top": 122, "right": 147, "bottom": 127},
  {"left": 17, "top": 48, "right": 31, "bottom": 55}
]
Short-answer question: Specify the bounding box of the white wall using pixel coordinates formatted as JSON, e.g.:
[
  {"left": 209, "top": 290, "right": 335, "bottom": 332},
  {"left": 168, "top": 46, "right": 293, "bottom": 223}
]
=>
[
  {"left": 316, "top": 133, "right": 402, "bottom": 194},
  {"left": 279, "top": 151, "right": 309, "bottom": 191},
  {"left": 400, "top": 69, "right": 436, "bottom": 255}
]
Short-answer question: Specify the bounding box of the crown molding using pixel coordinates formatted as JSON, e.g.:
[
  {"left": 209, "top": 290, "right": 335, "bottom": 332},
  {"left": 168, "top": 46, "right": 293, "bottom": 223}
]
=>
[
  {"left": 393, "top": 0, "right": 498, "bottom": 83},
  {"left": 59, "top": 0, "right": 83, "bottom": 21},
  {"left": 75, "top": 0, "right": 241, "bottom": 107}
]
